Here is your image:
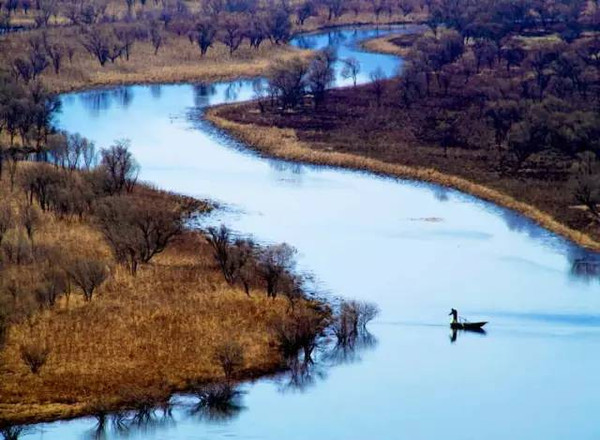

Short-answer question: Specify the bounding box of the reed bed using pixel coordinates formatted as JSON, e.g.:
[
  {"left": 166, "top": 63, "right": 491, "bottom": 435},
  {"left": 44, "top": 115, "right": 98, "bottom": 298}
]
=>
[
  {"left": 0, "top": 27, "right": 312, "bottom": 94},
  {"left": 0, "top": 165, "right": 297, "bottom": 425}
]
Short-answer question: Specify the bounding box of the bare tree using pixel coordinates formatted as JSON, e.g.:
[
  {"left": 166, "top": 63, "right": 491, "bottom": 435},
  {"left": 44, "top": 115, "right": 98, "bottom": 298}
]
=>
[
  {"left": 266, "top": 6, "right": 291, "bottom": 44},
  {"left": 81, "top": 27, "right": 123, "bottom": 66},
  {"left": 0, "top": 205, "right": 14, "bottom": 246},
  {"left": 66, "top": 44, "right": 76, "bottom": 63},
  {"left": 1, "top": 231, "right": 33, "bottom": 265},
  {"left": 332, "top": 300, "right": 379, "bottom": 345},
  {"left": 66, "top": 258, "right": 109, "bottom": 301},
  {"left": 270, "top": 306, "right": 325, "bottom": 361},
  {"left": 213, "top": 340, "right": 244, "bottom": 380},
  {"left": 34, "top": 0, "right": 56, "bottom": 27},
  {"left": 219, "top": 14, "right": 244, "bottom": 55},
  {"left": 150, "top": 23, "right": 164, "bottom": 55},
  {"left": 205, "top": 224, "right": 235, "bottom": 283},
  {"left": 95, "top": 196, "right": 184, "bottom": 275},
  {"left": 20, "top": 203, "right": 41, "bottom": 244},
  {"left": 36, "top": 266, "right": 68, "bottom": 307},
  {"left": 230, "top": 238, "right": 256, "bottom": 295},
  {"left": 306, "top": 50, "right": 335, "bottom": 108},
  {"left": 296, "top": 1, "right": 314, "bottom": 25},
  {"left": 20, "top": 164, "right": 62, "bottom": 210},
  {"left": 43, "top": 33, "right": 63, "bottom": 74},
  {"left": 257, "top": 243, "right": 297, "bottom": 298},
  {"left": 267, "top": 57, "right": 309, "bottom": 112},
  {"left": 81, "top": 138, "right": 97, "bottom": 170},
  {"left": 194, "top": 19, "right": 217, "bottom": 56},
  {"left": 114, "top": 25, "right": 137, "bottom": 61},
  {"left": 572, "top": 151, "right": 600, "bottom": 218},
  {"left": 341, "top": 56, "right": 360, "bottom": 86},
  {"left": 246, "top": 15, "right": 267, "bottom": 49},
  {"left": 369, "top": 67, "right": 386, "bottom": 106},
  {"left": 99, "top": 139, "right": 139, "bottom": 195}
]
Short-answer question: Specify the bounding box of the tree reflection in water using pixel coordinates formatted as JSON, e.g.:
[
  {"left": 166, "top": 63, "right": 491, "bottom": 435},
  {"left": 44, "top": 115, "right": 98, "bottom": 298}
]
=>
[
  {"left": 0, "top": 302, "right": 380, "bottom": 437},
  {"left": 570, "top": 257, "right": 600, "bottom": 282},
  {"left": 0, "top": 425, "right": 31, "bottom": 440},
  {"left": 277, "top": 317, "right": 378, "bottom": 393},
  {"left": 149, "top": 85, "right": 162, "bottom": 100},
  {"left": 86, "top": 400, "right": 175, "bottom": 440},
  {"left": 189, "top": 383, "right": 246, "bottom": 423},
  {"left": 77, "top": 87, "right": 134, "bottom": 117},
  {"left": 79, "top": 89, "right": 113, "bottom": 117},
  {"left": 192, "top": 83, "right": 217, "bottom": 108}
]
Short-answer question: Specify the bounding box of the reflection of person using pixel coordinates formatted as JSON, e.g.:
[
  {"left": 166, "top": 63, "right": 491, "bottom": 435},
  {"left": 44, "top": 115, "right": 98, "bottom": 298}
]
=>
[
  {"left": 449, "top": 308, "right": 458, "bottom": 324},
  {"left": 450, "top": 328, "right": 458, "bottom": 343}
]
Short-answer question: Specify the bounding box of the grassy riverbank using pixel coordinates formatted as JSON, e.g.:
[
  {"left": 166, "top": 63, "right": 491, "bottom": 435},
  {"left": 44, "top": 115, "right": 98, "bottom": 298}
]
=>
[
  {"left": 0, "top": 14, "right": 418, "bottom": 94},
  {"left": 206, "top": 97, "right": 600, "bottom": 251},
  {"left": 0, "top": 28, "right": 309, "bottom": 95},
  {"left": 0, "top": 163, "right": 325, "bottom": 426}
]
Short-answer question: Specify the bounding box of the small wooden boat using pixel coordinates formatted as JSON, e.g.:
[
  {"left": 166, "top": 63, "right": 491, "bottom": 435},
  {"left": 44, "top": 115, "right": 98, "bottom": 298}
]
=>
[{"left": 451, "top": 321, "right": 487, "bottom": 330}]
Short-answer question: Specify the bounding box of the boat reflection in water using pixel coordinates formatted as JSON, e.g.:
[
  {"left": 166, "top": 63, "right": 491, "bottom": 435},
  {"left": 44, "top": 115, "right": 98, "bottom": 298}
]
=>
[{"left": 449, "top": 327, "right": 487, "bottom": 344}]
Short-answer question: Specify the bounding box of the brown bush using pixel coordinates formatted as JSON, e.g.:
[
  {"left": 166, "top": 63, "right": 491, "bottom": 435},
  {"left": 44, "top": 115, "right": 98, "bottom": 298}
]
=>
[
  {"left": 66, "top": 258, "right": 109, "bottom": 301},
  {"left": 0, "top": 204, "right": 14, "bottom": 246},
  {"left": 20, "top": 204, "right": 41, "bottom": 244},
  {"left": 257, "top": 243, "right": 297, "bottom": 298},
  {"left": 95, "top": 195, "right": 184, "bottom": 275},
  {"left": 213, "top": 340, "right": 244, "bottom": 380},
  {"left": 19, "top": 341, "right": 50, "bottom": 375},
  {"left": 35, "top": 266, "right": 68, "bottom": 308},
  {"left": 270, "top": 304, "right": 328, "bottom": 361},
  {"left": 1, "top": 231, "right": 33, "bottom": 265}
]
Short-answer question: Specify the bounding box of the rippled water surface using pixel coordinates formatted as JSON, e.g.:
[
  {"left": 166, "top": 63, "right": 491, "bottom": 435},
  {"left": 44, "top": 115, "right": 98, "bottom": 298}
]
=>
[{"left": 24, "top": 26, "right": 600, "bottom": 439}]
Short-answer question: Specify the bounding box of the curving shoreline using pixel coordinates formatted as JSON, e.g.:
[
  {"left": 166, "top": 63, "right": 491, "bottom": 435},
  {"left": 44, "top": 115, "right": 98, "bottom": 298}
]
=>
[
  {"left": 205, "top": 104, "right": 600, "bottom": 251},
  {"left": 5, "top": 22, "right": 600, "bottom": 431}
]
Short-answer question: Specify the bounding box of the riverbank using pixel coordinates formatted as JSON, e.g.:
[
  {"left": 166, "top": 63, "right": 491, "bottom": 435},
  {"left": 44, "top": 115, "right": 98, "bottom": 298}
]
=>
[
  {"left": 0, "top": 14, "right": 419, "bottom": 95},
  {"left": 0, "top": 27, "right": 311, "bottom": 95},
  {"left": 0, "top": 162, "right": 325, "bottom": 426},
  {"left": 206, "top": 102, "right": 600, "bottom": 251}
]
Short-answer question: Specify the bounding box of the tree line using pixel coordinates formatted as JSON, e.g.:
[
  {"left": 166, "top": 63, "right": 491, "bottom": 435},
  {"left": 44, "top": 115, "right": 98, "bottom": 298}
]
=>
[{"left": 254, "top": 0, "right": 600, "bottom": 222}]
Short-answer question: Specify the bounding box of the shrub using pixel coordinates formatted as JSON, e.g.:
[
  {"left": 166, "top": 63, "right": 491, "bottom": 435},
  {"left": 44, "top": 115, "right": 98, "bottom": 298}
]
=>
[
  {"left": 19, "top": 341, "right": 50, "bottom": 374},
  {"left": 66, "top": 258, "right": 109, "bottom": 301},
  {"left": 271, "top": 305, "right": 327, "bottom": 361},
  {"left": 192, "top": 383, "right": 244, "bottom": 422},
  {"left": 332, "top": 300, "right": 379, "bottom": 345},
  {"left": 1, "top": 231, "right": 32, "bottom": 265},
  {"left": 95, "top": 196, "right": 184, "bottom": 275},
  {"left": 35, "top": 267, "right": 68, "bottom": 307},
  {"left": 0, "top": 205, "right": 14, "bottom": 246},
  {"left": 257, "top": 243, "right": 297, "bottom": 298},
  {"left": 20, "top": 165, "right": 62, "bottom": 211},
  {"left": 213, "top": 340, "right": 244, "bottom": 380},
  {"left": 20, "top": 204, "right": 41, "bottom": 244}
]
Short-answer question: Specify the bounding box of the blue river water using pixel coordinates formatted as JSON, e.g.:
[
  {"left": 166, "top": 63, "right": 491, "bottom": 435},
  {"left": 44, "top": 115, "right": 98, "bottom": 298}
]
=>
[{"left": 19, "top": 25, "right": 600, "bottom": 440}]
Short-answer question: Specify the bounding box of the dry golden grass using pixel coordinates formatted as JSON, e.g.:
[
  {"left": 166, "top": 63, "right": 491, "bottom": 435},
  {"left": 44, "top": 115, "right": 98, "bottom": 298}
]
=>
[
  {"left": 0, "top": 9, "right": 425, "bottom": 94},
  {"left": 360, "top": 32, "right": 414, "bottom": 57},
  {"left": 0, "top": 164, "right": 306, "bottom": 425},
  {"left": 0, "top": 26, "right": 313, "bottom": 94},
  {"left": 298, "top": 11, "right": 424, "bottom": 33},
  {"left": 206, "top": 104, "right": 600, "bottom": 251}
]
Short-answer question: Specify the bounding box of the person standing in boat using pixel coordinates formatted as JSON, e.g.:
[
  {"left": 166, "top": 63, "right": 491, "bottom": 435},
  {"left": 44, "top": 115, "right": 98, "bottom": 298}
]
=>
[{"left": 449, "top": 308, "right": 458, "bottom": 324}]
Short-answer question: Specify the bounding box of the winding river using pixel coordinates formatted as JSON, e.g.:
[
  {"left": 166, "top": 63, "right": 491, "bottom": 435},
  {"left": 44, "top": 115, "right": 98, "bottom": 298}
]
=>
[{"left": 22, "top": 26, "right": 600, "bottom": 439}]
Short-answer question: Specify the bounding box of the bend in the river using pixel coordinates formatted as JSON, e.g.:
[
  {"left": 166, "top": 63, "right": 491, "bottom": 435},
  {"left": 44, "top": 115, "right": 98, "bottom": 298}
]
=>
[{"left": 24, "top": 25, "right": 600, "bottom": 440}]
